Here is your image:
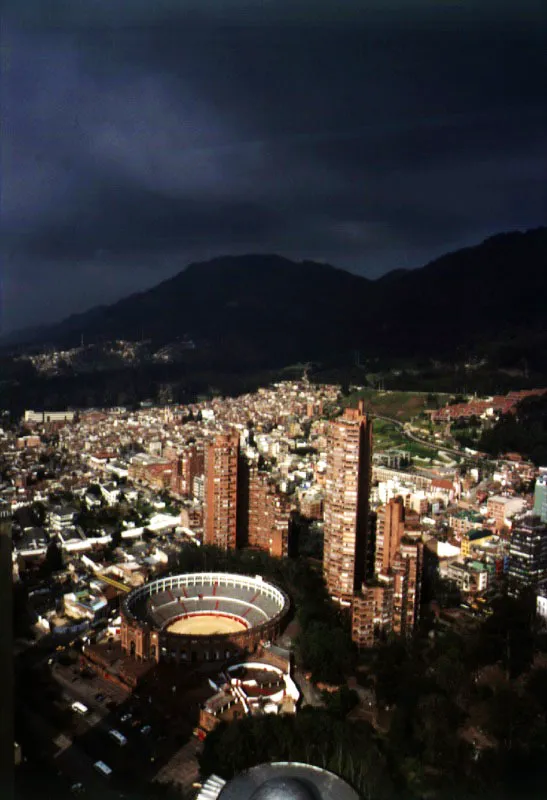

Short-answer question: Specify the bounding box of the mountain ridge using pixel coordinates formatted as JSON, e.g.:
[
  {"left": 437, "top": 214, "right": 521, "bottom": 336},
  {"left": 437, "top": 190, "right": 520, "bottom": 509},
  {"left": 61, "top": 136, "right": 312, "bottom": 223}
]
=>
[{"left": 3, "top": 227, "right": 546, "bottom": 372}]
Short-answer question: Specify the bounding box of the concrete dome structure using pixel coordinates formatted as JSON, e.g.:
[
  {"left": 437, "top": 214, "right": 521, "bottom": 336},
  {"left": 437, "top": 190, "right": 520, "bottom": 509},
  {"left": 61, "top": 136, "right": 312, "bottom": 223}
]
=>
[
  {"left": 196, "top": 762, "right": 359, "bottom": 800},
  {"left": 249, "top": 776, "right": 318, "bottom": 800}
]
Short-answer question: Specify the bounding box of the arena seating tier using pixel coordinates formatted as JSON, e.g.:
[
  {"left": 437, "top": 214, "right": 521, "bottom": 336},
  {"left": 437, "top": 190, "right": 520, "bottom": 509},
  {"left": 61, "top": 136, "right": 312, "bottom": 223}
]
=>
[{"left": 129, "top": 576, "right": 286, "bottom": 632}]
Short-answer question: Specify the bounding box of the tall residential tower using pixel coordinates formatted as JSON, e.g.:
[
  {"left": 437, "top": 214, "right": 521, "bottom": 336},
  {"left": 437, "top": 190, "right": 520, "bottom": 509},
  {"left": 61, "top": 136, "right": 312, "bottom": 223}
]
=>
[
  {"left": 352, "top": 496, "right": 424, "bottom": 649},
  {"left": 248, "top": 466, "right": 292, "bottom": 558},
  {"left": 375, "top": 494, "right": 405, "bottom": 574},
  {"left": 204, "top": 431, "right": 240, "bottom": 550},
  {"left": 507, "top": 512, "right": 547, "bottom": 596},
  {"left": 533, "top": 470, "right": 547, "bottom": 523},
  {"left": 323, "top": 400, "right": 373, "bottom": 603}
]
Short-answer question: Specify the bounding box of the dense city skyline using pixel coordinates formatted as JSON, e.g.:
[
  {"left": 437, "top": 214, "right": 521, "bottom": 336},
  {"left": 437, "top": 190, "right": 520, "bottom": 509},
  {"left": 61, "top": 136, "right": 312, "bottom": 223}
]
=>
[
  {"left": 7, "top": 380, "right": 547, "bottom": 797},
  {"left": 2, "top": 0, "right": 546, "bottom": 332}
]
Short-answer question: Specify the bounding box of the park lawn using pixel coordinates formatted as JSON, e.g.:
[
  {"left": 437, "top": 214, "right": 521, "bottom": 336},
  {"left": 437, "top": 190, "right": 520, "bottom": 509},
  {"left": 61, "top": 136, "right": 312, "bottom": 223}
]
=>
[
  {"left": 345, "top": 389, "right": 451, "bottom": 422},
  {"left": 372, "top": 417, "right": 439, "bottom": 459}
]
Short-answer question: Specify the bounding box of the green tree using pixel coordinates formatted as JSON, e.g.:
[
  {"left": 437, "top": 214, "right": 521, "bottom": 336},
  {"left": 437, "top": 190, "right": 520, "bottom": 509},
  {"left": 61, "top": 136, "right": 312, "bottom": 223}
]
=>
[
  {"left": 481, "top": 687, "right": 544, "bottom": 750},
  {"left": 413, "top": 692, "right": 461, "bottom": 765},
  {"left": 110, "top": 527, "right": 122, "bottom": 548},
  {"left": 322, "top": 685, "right": 359, "bottom": 718},
  {"left": 526, "top": 668, "right": 547, "bottom": 715},
  {"left": 13, "top": 583, "right": 32, "bottom": 637},
  {"left": 32, "top": 501, "right": 47, "bottom": 526},
  {"left": 474, "top": 593, "right": 535, "bottom": 678},
  {"left": 42, "top": 540, "right": 63, "bottom": 574},
  {"left": 374, "top": 640, "right": 409, "bottom": 707},
  {"left": 200, "top": 712, "right": 396, "bottom": 799}
]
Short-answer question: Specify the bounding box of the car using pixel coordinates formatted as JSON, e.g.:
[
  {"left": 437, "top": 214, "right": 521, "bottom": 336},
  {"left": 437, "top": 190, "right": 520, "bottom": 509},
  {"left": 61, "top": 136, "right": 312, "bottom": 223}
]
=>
[
  {"left": 140, "top": 725, "right": 152, "bottom": 736},
  {"left": 70, "top": 783, "right": 84, "bottom": 794},
  {"left": 120, "top": 713, "right": 132, "bottom": 724}
]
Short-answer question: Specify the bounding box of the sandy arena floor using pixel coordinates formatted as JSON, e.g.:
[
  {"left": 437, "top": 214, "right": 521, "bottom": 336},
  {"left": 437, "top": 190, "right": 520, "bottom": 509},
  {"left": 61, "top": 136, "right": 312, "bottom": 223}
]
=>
[{"left": 165, "top": 614, "right": 248, "bottom": 635}]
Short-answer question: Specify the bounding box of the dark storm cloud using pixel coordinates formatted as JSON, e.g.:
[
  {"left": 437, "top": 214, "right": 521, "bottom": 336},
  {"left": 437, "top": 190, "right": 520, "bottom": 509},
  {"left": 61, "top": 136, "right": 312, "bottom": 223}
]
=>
[{"left": 2, "top": 1, "right": 546, "bottom": 332}]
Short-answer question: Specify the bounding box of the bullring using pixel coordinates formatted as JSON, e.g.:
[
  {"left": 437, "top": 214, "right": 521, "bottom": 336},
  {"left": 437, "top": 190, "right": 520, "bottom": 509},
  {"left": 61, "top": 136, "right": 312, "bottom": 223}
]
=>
[{"left": 121, "top": 572, "right": 289, "bottom": 664}]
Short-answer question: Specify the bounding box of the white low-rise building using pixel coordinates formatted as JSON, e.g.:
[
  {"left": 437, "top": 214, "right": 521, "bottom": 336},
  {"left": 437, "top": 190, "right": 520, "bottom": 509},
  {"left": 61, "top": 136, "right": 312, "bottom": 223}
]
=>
[{"left": 537, "top": 590, "right": 547, "bottom": 621}]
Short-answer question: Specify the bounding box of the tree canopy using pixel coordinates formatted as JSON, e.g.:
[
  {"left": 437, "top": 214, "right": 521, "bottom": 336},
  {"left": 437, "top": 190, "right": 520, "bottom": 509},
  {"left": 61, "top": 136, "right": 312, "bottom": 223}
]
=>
[
  {"left": 479, "top": 395, "right": 547, "bottom": 465},
  {"left": 200, "top": 711, "right": 395, "bottom": 800}
]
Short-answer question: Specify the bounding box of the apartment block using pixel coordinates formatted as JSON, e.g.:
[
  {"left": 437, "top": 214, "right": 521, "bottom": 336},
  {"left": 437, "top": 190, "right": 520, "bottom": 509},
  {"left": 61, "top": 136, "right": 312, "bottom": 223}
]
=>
[
  {"left": 299, "top": 490, "right": 324, "bottom": 521},
  {"left": 323, "top": 401, "right": 373, "bottom": 603},
  {"left": 507, "top": 513, "right": 547, "bottom": 595},
  {"left": 391, "top": 540, "right": 423, "bottom": 637},
  {"left": 375, "top": 496, "right": 405, "bottom": 574},
  {"left": 171, "top": 442, "right": 205, "bottom": 498},
  {"left": 460, "top": 528, "right": 494, "bottom": 558},
  {"left": 449, "top": 509, "right": 486, "bottom": 537},
  {"left": 351, "top": 579, "right": 393, "bottom": 649},
  {"left": 487, "top": 495, "right": 527, "bottom": 531},
  {"left": 204, "top": 431, "right": 240, "bottom": 550},
  {"left": 447, "top": 560, "right": 489, "bottom": 593},
  {"left": 534, "top": 471, "right": 547, "bottom": 523},
  {"left": 352, "top": 496, "right": 423, "bottom": 650},
  {"left": 248, "top": 467, "right": 292, "bottom": 558},
  {"left": 128, "top": 454, "right": 175, "bottom": 490}
]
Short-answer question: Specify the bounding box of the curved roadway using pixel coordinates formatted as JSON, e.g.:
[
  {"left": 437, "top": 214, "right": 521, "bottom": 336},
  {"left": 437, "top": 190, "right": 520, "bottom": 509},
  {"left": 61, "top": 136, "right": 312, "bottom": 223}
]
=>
[{"left": 374, "top": 414, "right": 466, "bottom": 460}]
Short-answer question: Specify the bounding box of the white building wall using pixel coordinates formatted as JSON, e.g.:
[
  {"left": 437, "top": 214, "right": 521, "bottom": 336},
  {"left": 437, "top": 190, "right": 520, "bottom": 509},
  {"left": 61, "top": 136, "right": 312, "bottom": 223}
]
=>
[{"left": 537, "top": 594, "right": 547, "bottom": 621}]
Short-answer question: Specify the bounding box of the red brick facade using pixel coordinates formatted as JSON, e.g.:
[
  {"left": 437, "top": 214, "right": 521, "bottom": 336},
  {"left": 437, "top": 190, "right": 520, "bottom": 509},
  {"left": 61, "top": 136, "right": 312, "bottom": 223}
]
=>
[{"left": 204, "top": 432, "right": 240, "bottom": 549}]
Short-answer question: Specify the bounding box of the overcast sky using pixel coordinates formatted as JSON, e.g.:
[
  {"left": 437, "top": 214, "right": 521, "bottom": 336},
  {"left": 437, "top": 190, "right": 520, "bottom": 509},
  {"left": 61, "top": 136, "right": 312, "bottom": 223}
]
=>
[{"left": 2, "top": 1, "right": 546, "bottom": 334}]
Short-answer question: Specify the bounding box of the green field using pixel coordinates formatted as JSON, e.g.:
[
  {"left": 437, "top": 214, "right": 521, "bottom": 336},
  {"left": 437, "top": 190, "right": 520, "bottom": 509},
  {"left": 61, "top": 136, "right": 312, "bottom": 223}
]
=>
[
  {"left": 372, "top": 417, "right": 438, "bottom": 460},
  {"left": 344, "top": 389, "right": 450, "bottom": 422}
]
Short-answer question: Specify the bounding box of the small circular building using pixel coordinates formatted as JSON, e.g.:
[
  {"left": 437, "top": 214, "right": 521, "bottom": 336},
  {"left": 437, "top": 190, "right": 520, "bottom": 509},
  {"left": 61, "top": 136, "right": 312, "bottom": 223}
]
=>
[{"left": 121, "top": 572, "right": 289, "bottom": 665}]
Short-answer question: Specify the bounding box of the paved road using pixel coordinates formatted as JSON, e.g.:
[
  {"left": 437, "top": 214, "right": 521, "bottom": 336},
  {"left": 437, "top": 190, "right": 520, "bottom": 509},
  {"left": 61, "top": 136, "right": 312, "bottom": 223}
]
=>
[
  {"left": 276, "top": 622, "right": 324, "bottom": 708},
  {"left": 52, "top": 667, "right": 119, "bottom": 734},
  {"left": 294, "top": 668, "right": 324, "bottom": 708},
  {"left": 467, "top": 479, "right": 491, "bottom": 504},
  {"left": 16, "top": 641, "right": 129, "bottom": 797},
  {"left": 19, "top": 704, "right": 110, "bottom": 795}
]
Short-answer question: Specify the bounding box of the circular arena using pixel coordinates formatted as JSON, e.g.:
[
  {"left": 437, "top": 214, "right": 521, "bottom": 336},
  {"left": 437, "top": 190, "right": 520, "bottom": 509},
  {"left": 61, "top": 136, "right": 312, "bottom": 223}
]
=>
[{"left": 121, "top": 572, "right": 289, "bottom": 665}]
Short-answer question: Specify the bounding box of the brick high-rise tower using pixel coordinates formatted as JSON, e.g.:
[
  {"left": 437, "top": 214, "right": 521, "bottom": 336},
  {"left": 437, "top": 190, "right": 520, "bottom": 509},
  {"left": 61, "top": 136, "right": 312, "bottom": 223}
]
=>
[
  {"left": 375, "top": 496, "right": 405, "bottom": 574},
  {"left": 181, "top": 442, "right": 205, "bottom": 498},
  {"left": 204, "top": 431, "right": 240, "bottom": 550},
  {"left": 323, "top": 400, "right": 373, "bottom": 603},
  {"left": 352, "top": 496, "right": 424, "bottom": 650},
  {"left": 391, "top": 540, "right": 423, "bottom": 638},
  {"left": 248, "top": 466, "right": 292, "bottom": 558}
]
